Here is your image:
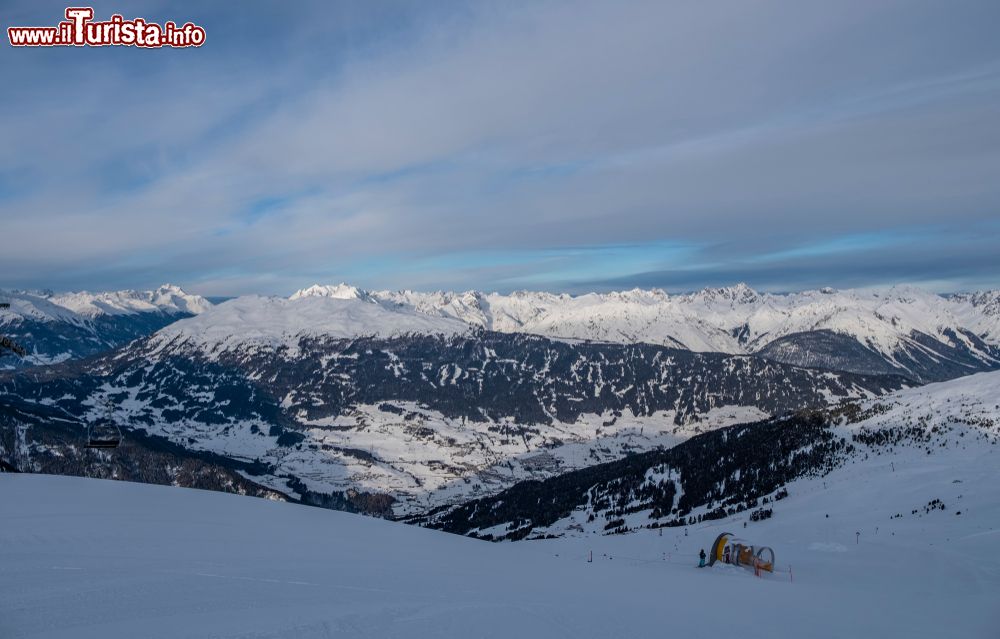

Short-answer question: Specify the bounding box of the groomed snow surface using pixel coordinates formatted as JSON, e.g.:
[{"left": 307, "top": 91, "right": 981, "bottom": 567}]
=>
[{"left": 4, "top": 436, "right": 998, "bottom": 639}]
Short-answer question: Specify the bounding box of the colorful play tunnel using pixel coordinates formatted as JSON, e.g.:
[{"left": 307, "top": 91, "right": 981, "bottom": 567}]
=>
[{"left": 708, "top": 532, "right": 774, "bottom": 572}]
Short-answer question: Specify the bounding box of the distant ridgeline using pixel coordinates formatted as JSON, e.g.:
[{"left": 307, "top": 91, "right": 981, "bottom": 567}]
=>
[
  {"left": 4, "top": 283, "right": 1000, "bottom": 383},
  {"left": 285, "top": 283, "right": 1000, "bottom": 383}
]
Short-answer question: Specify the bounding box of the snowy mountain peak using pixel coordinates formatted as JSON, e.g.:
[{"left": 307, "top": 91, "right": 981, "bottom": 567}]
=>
[
  {"left": 952, "top": 290, "right": 1000, "bottom": 316},
  {"left": 604, "top": 287, "right": 670, "bottom": 303},
  {"left": 148, "top": 284, "right": 213, "bottom": 315},
  {"left": 688, "top": 283, "right": 761, "bottom": 305},
  {"left": 290, "top": 283, "right": 370, "bottom": 302},
  {"left": 49, "top": 284, "right": 211, "bottom": 317}
]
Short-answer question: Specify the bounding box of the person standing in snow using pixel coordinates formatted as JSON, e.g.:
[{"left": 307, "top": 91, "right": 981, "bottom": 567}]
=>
[{"left": 699, "top": 549, "right": 706, "bottom": 567}]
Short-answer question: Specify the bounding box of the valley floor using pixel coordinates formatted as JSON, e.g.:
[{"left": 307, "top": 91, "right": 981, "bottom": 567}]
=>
[{"left": 3, "top": 449, "right": 998, "bottom": 639}]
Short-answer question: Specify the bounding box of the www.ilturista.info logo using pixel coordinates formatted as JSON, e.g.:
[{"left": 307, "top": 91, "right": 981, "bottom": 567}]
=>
[{"left": 8, "top": 7, "right": 206, "bottom": 48}]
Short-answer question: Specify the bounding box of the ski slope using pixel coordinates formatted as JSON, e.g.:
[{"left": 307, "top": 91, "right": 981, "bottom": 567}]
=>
[{"left": 3, "top": 462, "right": 997, "bottom": 638}]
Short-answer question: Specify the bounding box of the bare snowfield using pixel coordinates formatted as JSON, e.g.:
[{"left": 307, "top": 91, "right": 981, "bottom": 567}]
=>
[{"left": 3, "top": 437, "right": 998, "bottom": 639}]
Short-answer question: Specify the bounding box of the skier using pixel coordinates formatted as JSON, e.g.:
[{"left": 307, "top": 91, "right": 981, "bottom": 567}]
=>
[{"left": 698, "top": 549, "right": 706, "bottom": 568}]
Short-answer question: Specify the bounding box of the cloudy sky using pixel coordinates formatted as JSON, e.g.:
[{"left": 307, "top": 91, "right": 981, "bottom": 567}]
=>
[{"left": 2, "top": 0, "right": 999, "bottom": 296}]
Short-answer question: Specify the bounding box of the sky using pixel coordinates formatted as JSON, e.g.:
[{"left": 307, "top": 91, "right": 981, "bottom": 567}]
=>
[{"left": 1, "top": 0, "right": 999, "bottom": 296}]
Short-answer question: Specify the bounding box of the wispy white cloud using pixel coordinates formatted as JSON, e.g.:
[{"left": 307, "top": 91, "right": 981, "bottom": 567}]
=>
[{"left": 1, "top": 0, "right": 999, "bottom": 294}]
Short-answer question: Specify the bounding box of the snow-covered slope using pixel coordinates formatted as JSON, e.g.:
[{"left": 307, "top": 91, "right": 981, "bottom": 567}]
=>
[
  {"left": 420, "top": 369, "right": 1000, "bottom": 541},
  {"left": 2, "top": 455, "right": 997, "bottom": 638},
  {"left": 291, "top": 283, "right": 1000, "bottom": 381},
  {"left": 152, "top": 294, "right": 468, "bottom": 354},
  {"left": 850, "top": 368, "right": 1000, "bottom": 433}
]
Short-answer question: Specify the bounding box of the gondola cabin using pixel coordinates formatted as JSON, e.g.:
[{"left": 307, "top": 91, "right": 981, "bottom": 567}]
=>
[{"left": 84, "top": 418, "right": 122, "bottom": 449}]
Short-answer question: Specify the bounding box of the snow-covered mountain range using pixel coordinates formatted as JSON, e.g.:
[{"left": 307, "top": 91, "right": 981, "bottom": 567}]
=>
[
  {"left": 0, "top": 320, "right": 907, "bottom": 515},
  {"left": 0, "top": 284, "right": 211, "bottom": 367},
  {"left": 277, "top": 283, "right": 1000, "bottom": 382},
  {"left": 47, "top": 284, "right": 212, "bottom": 317},
  {"left": 6, "top": 281, "right": 999, "bottom": 382},
  {"left": 2, "top": 283, "right": 210, "bottom": 321},
  {"left": 2, "top": 281, "right": 998, "bottom": 520}
]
